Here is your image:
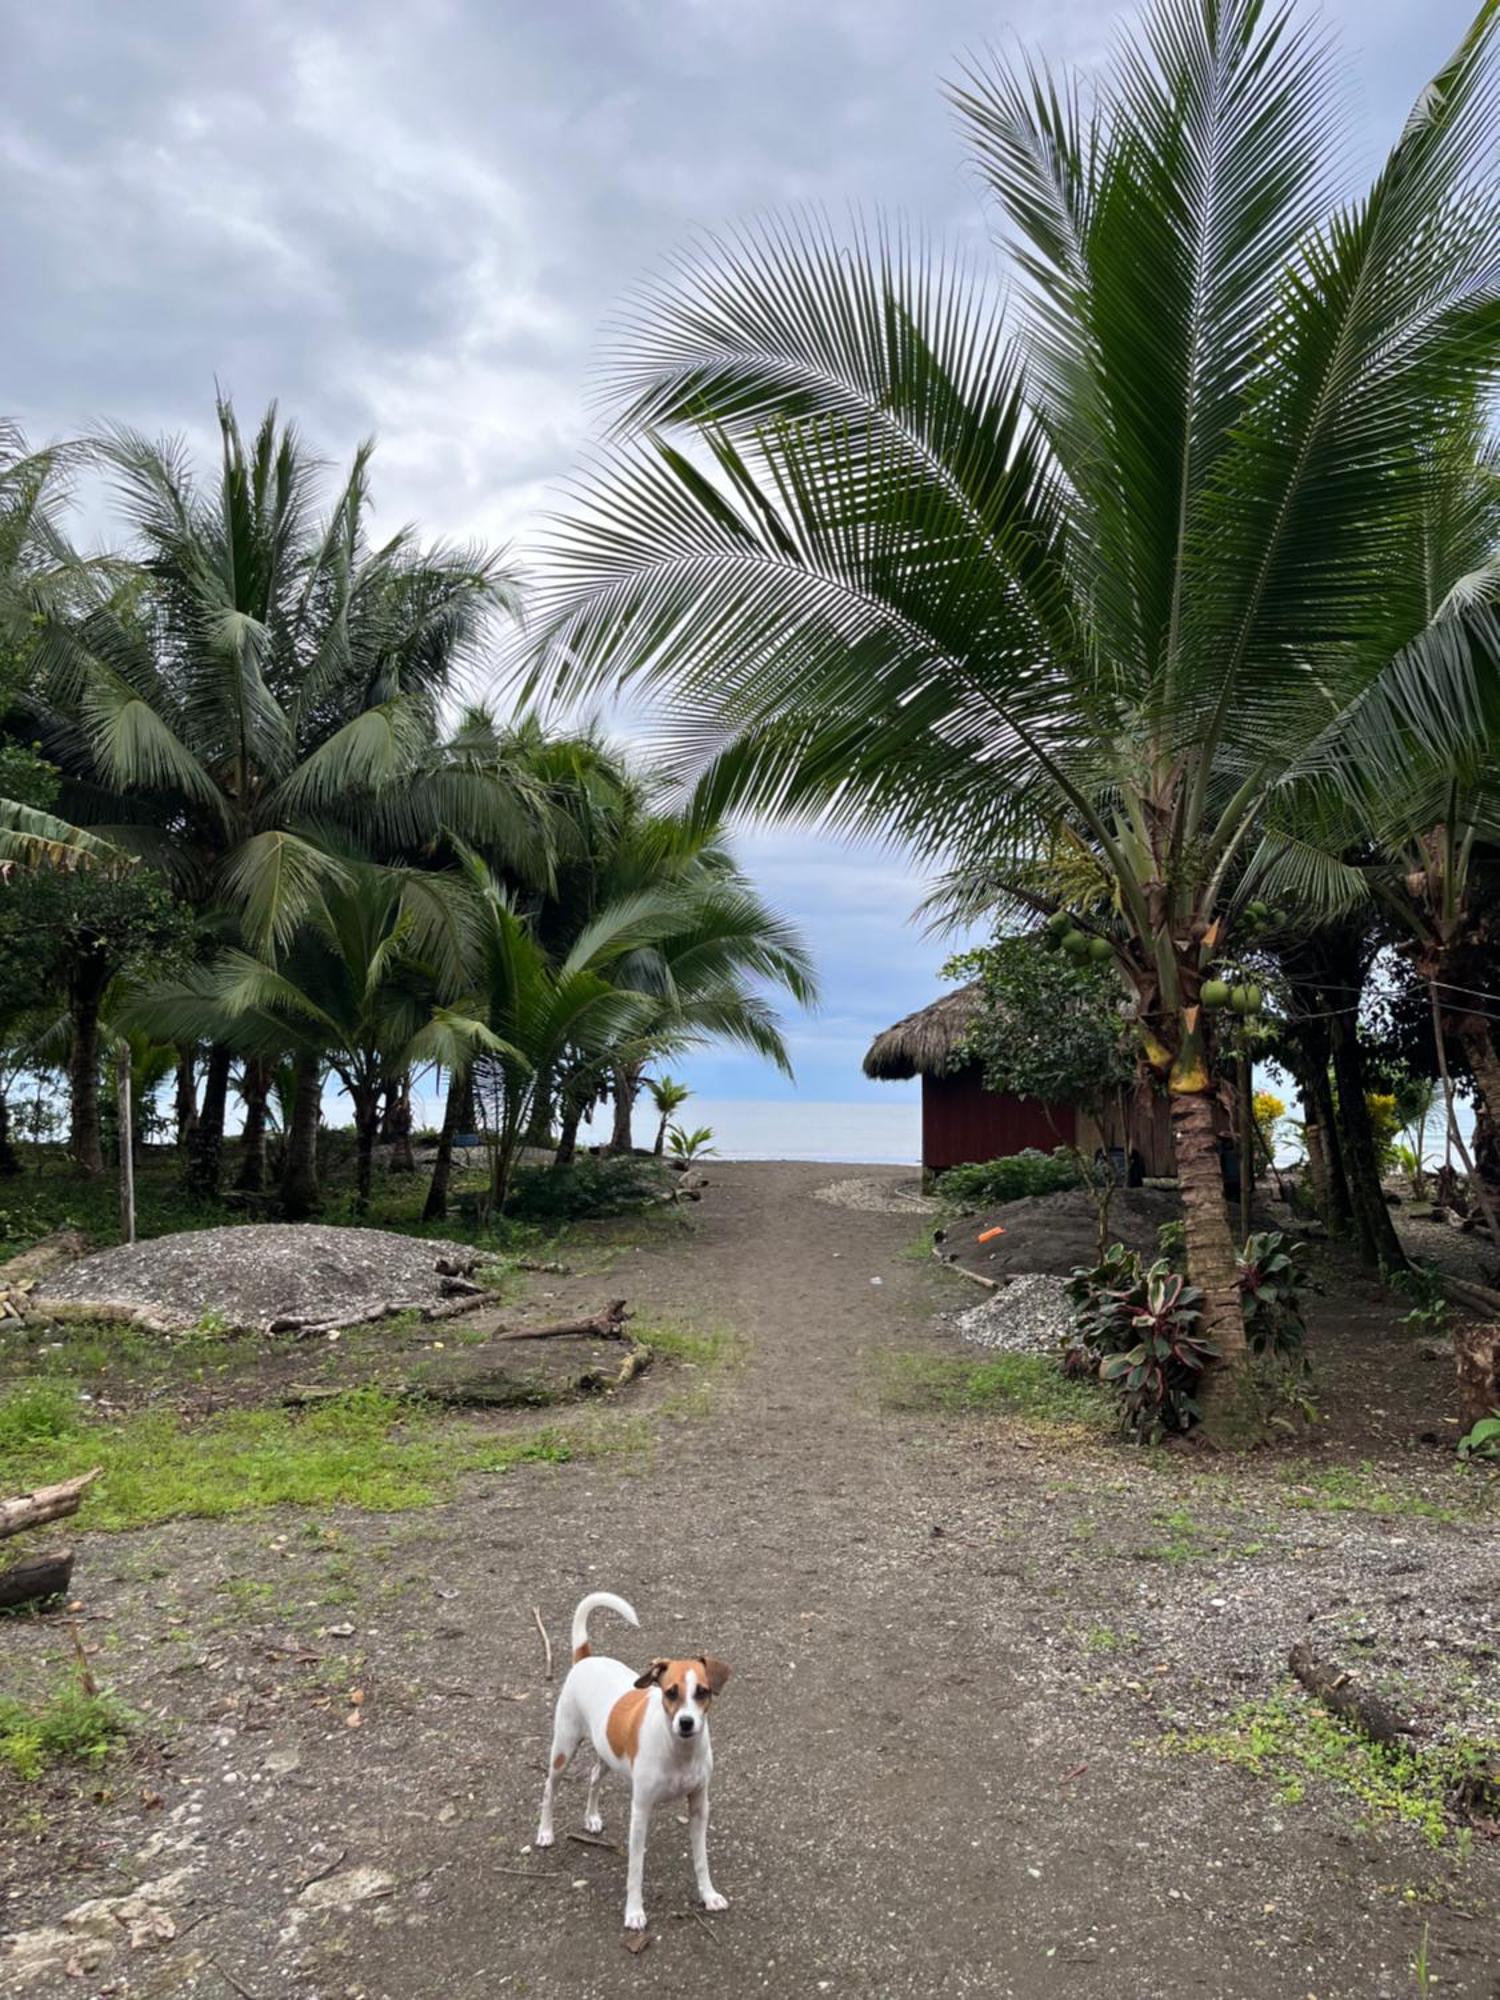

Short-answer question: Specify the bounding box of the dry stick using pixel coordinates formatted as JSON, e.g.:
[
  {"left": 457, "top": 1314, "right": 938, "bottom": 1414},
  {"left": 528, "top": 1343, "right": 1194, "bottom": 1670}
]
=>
[
  {"left": 494, "top": 1866, "right": 570, "bottom": 1881},
  {"left": 67, "top": 1616, "right": 97, "bottom": 1698},
  {"left": 532, "top": 1606, "right": 553, "bottom": 1680},
  {"left": 567, "top": 1829, "right": 621, "bottom": 1853}
]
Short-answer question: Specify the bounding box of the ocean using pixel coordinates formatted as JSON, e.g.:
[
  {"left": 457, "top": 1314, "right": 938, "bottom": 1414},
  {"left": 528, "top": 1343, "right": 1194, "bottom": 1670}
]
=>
[{"left": 576, "top": 1096, "right": 922, "bottom": 1165}]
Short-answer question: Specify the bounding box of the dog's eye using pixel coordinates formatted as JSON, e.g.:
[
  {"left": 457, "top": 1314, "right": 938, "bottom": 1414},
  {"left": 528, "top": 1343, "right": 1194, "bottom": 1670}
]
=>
[
  {"left": 663, "top": 1684, "right": 680, "bottom": 1703},
  {"left": 695, "top": 1687, "right": 711, "bottom": 1703}
]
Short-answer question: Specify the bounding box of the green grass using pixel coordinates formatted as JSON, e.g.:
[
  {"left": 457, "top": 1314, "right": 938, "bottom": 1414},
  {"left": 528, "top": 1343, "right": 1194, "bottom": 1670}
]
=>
[
  {"left": 876, "top": 1349, "right": 1112, "bottom": 1435},
  {"left": 1277, "top": 1461, "right": 1495, "bottom": 1526},
  {"left": 0, "top": 1684, "right": 132, "bottom": 1782},
  {"left": 0, "top": 1380, "right": 602, "bottom": 1530},
  {"left": 1168, "top": 1690, "right": 1500, "bottom": 1847},
  {"left": 634, "top": 1316, "right": 743, "bottom": 1372}
]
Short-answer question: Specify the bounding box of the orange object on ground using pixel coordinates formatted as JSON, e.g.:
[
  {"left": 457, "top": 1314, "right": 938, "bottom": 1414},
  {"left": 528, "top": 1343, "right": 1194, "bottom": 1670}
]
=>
[{"left": 977, "top": 1226, "right": 1006, "bottom": 1243}]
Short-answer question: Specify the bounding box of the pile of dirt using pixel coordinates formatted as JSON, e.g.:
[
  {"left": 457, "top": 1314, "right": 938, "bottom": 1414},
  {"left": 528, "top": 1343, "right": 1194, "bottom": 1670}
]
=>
[
  {"left": 35, "top": 1224, "right": 481, "bottom": 1334},
  {"left": 937, "top": 1184, "right": 1181, "bottom": 1281}
]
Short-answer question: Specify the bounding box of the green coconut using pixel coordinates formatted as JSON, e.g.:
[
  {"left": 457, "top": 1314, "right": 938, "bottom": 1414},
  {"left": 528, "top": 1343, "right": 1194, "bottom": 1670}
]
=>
[
  {"left": 1061, "top": 929, "right": 1091, "bottom": 958},
  {"left": 1087, "top": 936, "right": 1114, "bottom": 964},
  {"left": 1243, "top": 982, "right": 1264, "bottom": 1014},
  {"left": 1045, "top": 910, "right": 1072, "bottom": 937},
  {"left": 1229, "top": 985, "right": 1250, "bottom": 1014},
  {"left": 1201, "top": 978, "right": 1231, "bottom": 1009}
]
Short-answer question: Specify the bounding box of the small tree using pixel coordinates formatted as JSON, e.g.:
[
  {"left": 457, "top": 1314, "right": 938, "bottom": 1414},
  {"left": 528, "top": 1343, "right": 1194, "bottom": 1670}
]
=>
[
  {"left": 647, "top": 1074, "right": 691, "bottom": 1155},
  {"left": 950, "top": 936, "right": 1137, "bottom": 1253}
]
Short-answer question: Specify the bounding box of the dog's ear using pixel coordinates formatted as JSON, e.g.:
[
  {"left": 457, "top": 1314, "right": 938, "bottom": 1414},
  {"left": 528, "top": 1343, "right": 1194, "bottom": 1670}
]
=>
[
  {"left": 698, "top": 1655, "right": 732, "bottom": 1694},
  {"left": 633, "top": 1658, "right": 669, "bottom": 1689}
]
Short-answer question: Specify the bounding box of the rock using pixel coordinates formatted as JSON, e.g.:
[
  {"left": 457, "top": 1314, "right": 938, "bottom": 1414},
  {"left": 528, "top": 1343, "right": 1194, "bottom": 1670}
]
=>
[{"left": 298, "top": 1866, "right": 397, "bottom": 1913}]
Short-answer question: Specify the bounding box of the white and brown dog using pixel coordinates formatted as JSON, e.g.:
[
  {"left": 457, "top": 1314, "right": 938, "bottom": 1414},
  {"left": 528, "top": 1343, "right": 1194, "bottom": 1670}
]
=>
[{"left": 534, "top": 1591, "right": 731, "bottom": 1931}]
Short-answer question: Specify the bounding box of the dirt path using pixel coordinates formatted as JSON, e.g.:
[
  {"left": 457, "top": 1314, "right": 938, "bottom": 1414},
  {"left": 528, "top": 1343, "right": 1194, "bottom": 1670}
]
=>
[{"left": 5, "top": 1163, "right": 1498, "bottom": 1998}]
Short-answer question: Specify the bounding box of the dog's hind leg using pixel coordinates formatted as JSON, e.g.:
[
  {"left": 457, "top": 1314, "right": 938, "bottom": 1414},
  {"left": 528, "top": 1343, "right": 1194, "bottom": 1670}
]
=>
[
  {"left": 582, "top": 1760, "right": 605, "bottom": 1835},
  {"left": 535, "top": 1704, "right": 584, "bottom": 1849}
]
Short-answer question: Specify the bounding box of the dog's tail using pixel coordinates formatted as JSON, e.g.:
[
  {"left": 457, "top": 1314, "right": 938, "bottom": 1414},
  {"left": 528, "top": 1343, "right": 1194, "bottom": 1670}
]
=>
[{"left": 571, "top": 1591, "right": 639, "bottom": 1663}]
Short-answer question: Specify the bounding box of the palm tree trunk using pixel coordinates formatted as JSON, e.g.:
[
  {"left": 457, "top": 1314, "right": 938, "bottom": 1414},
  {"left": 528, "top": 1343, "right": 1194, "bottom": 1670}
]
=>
[
  {"left": 554, "top": 1097, "right": 583, "bottom": 1169},
  {"left": 236, "top": 1058, "right": 270, "bottom": 1192},
  {"left": 1327, "top": 1011, "right": 1406, "bottom": 1272},
  {"left": 280, "top": 1052, "right": 323, "bottom": 1218},
  {"left": 185, "top": 1045, "right": 232, "bottom": 1199},
  {"left": 353, "top": 1082, "right": 380, "bottom": 1211},
  {"left": 1456, "top": 1020, "right": 1500, "bottom": 1187},
  {"left": 610, "top": 1063, "right": 639, "bottom": 1153},
  {"left": 1170, "top": 1087, "right": 1254, "bottom": 1442},
  {"left": 387, "top": 1071, "right": 416, "bottom": 1174},
  {"left": 67, "top": 953, "right": 109, "bottom": 1180},
  {"left": 422, "top": 1073, "right": 462, "bottom": 1222},
  {"left": 174, "top": 1050, "right": 198, "bottom": 1150},
  {"left": 0, "top": 1091, "right": 19, "bottom": 1178},
  {"left": 654, "top": 1112, "right": 669, "bottom": 1156}
]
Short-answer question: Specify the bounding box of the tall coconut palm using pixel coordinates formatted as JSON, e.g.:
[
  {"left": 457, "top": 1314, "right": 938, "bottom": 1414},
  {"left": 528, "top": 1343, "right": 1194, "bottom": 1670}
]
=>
[
  {"left": 26, "top": 400, "right": 533, "bottom": 1193},
  {"left": 526, "top": 0, "right": 1500, "bottom": 1435}
]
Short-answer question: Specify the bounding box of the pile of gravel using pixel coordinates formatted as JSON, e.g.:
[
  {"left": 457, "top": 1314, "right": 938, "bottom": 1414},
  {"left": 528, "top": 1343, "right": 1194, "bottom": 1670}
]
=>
[
  {"left": 814, "top": 1175, "right": 937, "bottom": 1215},
  {"left": 36, "top": 1224, "right": 480, "bottom": 1334},
  {"left": 954, "top": 1272, "right": 1074, "bottom": 1356}
]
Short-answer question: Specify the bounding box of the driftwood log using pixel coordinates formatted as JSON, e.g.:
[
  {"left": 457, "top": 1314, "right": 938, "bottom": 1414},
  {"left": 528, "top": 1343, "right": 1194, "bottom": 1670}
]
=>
[
  {"left": 1288, "top": 1642, "right": 1418, "bottom": 1747},
  {"left": 0, "top": 1468, "right": 101, "bottom": 1542},
  {"left": 0, "top": 1548, "right": 74, "bottom": 1610},
  {"left": 493, "top": 1300, "right": 629, "bottom": 1344}
]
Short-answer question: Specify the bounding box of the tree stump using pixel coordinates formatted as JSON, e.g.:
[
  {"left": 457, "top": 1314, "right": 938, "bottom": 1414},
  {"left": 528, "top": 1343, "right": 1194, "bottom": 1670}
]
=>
[{"left": 1455, "top": 1323, "right": 1500, "bottom": 1434}]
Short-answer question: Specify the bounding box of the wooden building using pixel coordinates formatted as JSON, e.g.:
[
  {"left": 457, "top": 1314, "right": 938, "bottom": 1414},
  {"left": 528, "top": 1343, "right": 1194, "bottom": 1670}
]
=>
[{"left": 863, "top": 984, "right": 1174, "bottom": 1182}]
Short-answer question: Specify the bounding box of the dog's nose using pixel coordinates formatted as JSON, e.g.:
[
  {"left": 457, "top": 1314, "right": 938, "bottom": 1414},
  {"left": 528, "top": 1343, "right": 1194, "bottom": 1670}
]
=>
[{"left": 677, "top": 1715, "right": 695, "bottom": 1735}]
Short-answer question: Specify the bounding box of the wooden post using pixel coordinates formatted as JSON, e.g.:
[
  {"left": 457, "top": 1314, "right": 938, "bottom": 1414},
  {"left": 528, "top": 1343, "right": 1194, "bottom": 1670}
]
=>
[{"left": 117, "top": 1043, "right": 135, "bottom": 1246}]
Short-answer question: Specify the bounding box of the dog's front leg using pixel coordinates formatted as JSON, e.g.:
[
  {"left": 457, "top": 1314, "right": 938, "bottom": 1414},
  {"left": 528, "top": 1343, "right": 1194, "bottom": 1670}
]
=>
[
  {"left": 623, "top": 1794, "right": 652, "bottom": 1930},
  {"left": 688, "top": 1786, "right": 728, "bottom": 1912}
]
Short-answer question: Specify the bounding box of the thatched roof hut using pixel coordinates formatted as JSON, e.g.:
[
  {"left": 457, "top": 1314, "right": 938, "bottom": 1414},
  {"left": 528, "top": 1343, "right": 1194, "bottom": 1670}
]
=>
[
  {"left": 862, "top": 985, "right": 983, "bottom": 1081},
  {"left": 864, "top": 982, "right": 1175, "bottom": 1180}
]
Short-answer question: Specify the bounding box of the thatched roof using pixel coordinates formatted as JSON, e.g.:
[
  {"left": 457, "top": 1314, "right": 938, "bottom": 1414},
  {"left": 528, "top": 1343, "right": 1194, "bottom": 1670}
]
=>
[{"left": 863, "top": 985, "right": 983, "bottom": 1080}]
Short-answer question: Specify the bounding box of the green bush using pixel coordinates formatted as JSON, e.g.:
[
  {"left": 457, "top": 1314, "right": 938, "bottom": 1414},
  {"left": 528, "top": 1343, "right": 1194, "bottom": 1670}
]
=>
[
  {"left": 934, "top": 1147, "right": 1082, "bottom": 1212},
  {"left": 1064, "top": 1246, "right": 1216, "bottom": 1438},
  {"left": 1236, "top": 1229, "right": 1310, "bottom": 1363},
  {"left": 504, "top": 1155, "right": 670, "bottom": 1223}
]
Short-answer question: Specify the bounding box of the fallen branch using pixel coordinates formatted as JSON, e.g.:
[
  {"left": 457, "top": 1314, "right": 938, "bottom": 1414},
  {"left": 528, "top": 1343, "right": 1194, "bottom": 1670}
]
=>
[
  {"left": 1440, "top": 1274, "right": 1500, "bottom": 1318},
  {"left": 0, "top": 1468, "right": 101, "bottom": 1542},
  {"left": 497, "top": 1300, "right": 630, "bottom": 1344},
  {"left": 0, "top": 1548, "right": 74, "bottom": 1610},
  {"left": 532, "top": 1605, "right": 553, "bottom": 1680},
  {"left": 1288, "top": 1642, "right": 1418, "bottom": 1747},
  {"left": 932, "top": 1252, "right": 999, "bottom": 1291}
]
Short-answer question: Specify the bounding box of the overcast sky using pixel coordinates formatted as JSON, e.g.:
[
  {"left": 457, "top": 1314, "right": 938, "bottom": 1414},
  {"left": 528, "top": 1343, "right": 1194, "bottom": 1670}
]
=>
[{"left": 2, "top": 0, "right": 1473, "bottom": 1104}]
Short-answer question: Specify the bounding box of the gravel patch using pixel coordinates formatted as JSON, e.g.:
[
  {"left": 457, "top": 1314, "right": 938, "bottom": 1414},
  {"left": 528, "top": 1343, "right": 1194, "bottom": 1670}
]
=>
[
  {"left": 814, "top": 1174, "right": 937, "bottom": 1215},
  {"left": 35, "top": 1224, "right": 477, "bottom": 1333},
  {"left": 954, "top": 1271, "right": 1073, "bottom": 1356}
]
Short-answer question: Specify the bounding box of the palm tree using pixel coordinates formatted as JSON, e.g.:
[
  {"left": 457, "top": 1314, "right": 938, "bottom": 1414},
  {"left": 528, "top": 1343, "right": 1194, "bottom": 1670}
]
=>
[
  {"left": 526, "top": 0, "right": 1500, "bottom": 1435},
  {"left": 134, "top": 860, "right": 495, "bottom": 1212},
  {"left": 647, "top": 1074, "right": 691, "bottom": 1155},
  {"left": 26, "top": 400, "right": 529, "bottom": 1194}
]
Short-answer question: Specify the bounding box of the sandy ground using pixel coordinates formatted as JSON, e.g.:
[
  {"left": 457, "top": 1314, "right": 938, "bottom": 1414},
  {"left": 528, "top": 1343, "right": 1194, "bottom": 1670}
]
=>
[{"left": 3, "top": 1162, "right": 1498, "bottom": 1999}]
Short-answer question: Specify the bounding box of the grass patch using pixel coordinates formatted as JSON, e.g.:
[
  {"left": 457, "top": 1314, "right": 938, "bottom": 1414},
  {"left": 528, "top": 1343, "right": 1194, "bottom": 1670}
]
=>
[
  {"left": 1168, "top": 1690, "right": 1499, "bottom": 1847},
  {"left": 635, "top": 1317, "right": 743, "bottom": 1372},
  {"left": 0, "top": 1382, "right": 611, "bottom": 1530},
  {"left": 1277, "top": 1461, "right": 1494, "bottom": 1525},
  {"left": 876, "top": 1350, "right": 1112, "bottom": 1435},
  {"left": 0, "top": 1684, "right": 132, "bottom": 1782}
]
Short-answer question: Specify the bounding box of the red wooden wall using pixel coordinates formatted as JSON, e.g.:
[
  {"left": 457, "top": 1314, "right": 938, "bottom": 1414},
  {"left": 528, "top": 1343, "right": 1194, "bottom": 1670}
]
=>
[{"left": 921, "top": 1065, "right": 1076, "bottom": 1176}]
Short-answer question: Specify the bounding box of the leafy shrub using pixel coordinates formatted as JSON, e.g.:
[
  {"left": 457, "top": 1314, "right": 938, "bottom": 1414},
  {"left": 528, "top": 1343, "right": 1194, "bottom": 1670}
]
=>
[
  {"left": 935, "top": 1147, "right": 1082, "bottom": 1212},
  {"left": 1063, "top": 1246, "right": 1216, "bottom": 1439},
  {"left": 1365, "top": 1092, "right": 1401, "bottom": 1172},
  {"left": 1236, "top": 1230, "right": 1309, "bottom": 1362},
  {"left": 666, "top": 1123, "right": 716, "bottom": 1163},
  {"left": 504, "top": 1155, "right": 669, "bottom": 1223},
  {"left": 0, "top": 1686, "right": 132, "bottom": 1781},
  {"left": 1394, "top": 1259, "right": 1451, "bottom": 1337},
  {"left": 1458, "top": 1416, "right": 1500, "bottom": 1462}
]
